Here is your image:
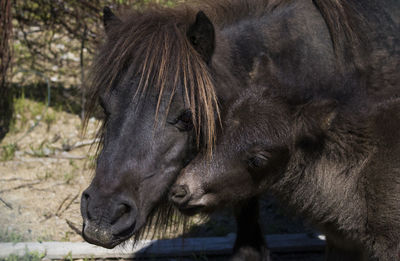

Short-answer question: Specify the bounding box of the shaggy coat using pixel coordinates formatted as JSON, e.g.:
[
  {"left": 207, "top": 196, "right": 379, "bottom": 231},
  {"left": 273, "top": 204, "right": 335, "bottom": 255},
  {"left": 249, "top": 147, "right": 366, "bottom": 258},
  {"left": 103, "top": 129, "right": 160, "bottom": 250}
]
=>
[{"left": 172, "top": 83, "right": 400, "bottom": 260}]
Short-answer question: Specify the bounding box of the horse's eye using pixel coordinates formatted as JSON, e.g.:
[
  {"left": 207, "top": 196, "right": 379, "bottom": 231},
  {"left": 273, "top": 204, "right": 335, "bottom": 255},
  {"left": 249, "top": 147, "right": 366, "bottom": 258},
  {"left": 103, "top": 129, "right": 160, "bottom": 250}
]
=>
[
  {"left": 171, "top": 110, "right": 193, "bottom": 132},
  {"left": 247, "top": 151, "right": 270, "bottom": 169}
]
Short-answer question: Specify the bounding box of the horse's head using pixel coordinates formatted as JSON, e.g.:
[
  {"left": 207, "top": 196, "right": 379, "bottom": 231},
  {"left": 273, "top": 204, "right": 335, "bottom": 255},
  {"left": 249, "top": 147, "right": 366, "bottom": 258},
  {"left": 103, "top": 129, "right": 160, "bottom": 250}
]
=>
[{"left": 81, "top": 7, "right": 218, "bottom": 248}]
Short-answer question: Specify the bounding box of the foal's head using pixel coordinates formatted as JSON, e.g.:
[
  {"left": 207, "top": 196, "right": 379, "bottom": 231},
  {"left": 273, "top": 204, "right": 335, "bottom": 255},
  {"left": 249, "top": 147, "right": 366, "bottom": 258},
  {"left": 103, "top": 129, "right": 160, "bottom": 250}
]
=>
[
  {"left": 170, "top": 86, "right": 342, "bottom": 214},
  {"left": 170, "top": 88, "right": 292, "bottom": 214}
]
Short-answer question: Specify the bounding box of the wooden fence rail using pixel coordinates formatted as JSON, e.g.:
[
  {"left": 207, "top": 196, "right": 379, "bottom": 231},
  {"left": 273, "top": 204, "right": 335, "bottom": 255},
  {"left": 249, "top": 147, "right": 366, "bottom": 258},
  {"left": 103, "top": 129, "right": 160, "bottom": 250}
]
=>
[{"left": 0, "top": 233, "right": 325, "bottom": 259}]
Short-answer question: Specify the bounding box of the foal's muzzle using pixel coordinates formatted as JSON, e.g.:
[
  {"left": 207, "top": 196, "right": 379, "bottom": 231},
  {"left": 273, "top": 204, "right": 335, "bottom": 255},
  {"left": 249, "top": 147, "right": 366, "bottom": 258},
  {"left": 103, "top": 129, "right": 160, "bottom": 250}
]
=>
[{"left": 169, "top": 184, "right": 205, "bottom": 216}]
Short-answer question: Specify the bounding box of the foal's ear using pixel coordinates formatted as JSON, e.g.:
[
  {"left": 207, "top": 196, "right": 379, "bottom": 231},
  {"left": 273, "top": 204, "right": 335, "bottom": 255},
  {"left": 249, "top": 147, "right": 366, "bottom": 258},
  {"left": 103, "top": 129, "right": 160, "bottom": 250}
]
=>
[
  {"left": 303, "top": 99, "right": 338, "bottom": 130},
  {"left": 294, "top": 99, "right": 338, "bottom": 152},
  {"left": 187, "top": 11, "right": 215, "bottom": 64},
  {"left": 103, "top": 6, "right": 122, "bottom": 34}
]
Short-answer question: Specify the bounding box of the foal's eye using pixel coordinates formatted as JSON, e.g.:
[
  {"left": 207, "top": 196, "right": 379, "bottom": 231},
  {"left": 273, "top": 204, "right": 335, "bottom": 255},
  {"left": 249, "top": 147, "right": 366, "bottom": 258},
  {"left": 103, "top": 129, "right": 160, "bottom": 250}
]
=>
[
  {"left": 170, "top": 110, "right": 193, "bottom": 132},
  {"left": 247, "top": 151, "right": 270, "bottom": 169}
]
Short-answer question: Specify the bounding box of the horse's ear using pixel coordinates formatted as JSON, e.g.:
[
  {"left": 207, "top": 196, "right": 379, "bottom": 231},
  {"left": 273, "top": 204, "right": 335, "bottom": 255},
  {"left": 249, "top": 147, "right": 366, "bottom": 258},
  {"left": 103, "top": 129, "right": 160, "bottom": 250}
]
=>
[
  {"left": 103, "top": 6, "right": 121, "bottom": 34},
  {"left": 187, "top": 11, "right": 215, "bottom": 64}
]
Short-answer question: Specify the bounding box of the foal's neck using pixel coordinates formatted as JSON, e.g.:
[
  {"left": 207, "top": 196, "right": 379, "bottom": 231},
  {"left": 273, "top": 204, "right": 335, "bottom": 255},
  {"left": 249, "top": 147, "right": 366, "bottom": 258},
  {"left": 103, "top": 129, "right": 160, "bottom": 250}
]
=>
[{"left": 276, "top": 110, "right": 374, "bottom": 235}]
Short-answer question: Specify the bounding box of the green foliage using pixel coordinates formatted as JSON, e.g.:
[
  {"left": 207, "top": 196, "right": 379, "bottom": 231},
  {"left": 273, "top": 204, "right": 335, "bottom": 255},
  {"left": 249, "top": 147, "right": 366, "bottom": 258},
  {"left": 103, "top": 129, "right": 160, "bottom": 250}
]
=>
[
  {"left": 63, "top": 171, "right": 74, "bottom": 184},
  {"left": 10, "top": 97, "right": 48, "bottom": 133},
  {"left": 63, "top": 252, "right": 73, "bottom": 261},
  {"left": 44, "top": 110, "right": 56, "bottom": 131},
  {"left": 12, "top": 0, "right": 181, "bottom": 86},
  {"left": 0, "top": 251, "right": 44, "bottom": 261},
  {"left": 62, "top": 160, "right": 80, "bottom": 184},
  {"left": 87, "top": 154, "right": 97, "bottom": 169},
  {"left": 29, "top": 141, "right": 53, "bottom": 157},
  {"left": 0, "top": 228, "right": 25, "bottom": 243},
  {"left": 10, "top": 96, "right": 28, "bottom": 132},
  {"left": 0, "top": 143, "right": 17, "bottom": 161},
  {"left": 61, "top": 231, "right": 72, "bottom": 242},
  {"left": 30, "top": 103, "right": 45, "bottom": 120},
  {"left": 36, "top": 170, "right": 53, "bottom": 181},
  {"left": 69, "top": 159, "right": 79, "bottom": 170}
]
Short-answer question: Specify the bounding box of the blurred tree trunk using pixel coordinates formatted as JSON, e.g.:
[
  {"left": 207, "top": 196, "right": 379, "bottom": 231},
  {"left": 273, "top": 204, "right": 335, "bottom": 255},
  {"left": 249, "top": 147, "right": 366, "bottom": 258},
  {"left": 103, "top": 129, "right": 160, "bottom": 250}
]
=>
[{"left": 0, "top": 0, "right": 13, "bottom": 141}]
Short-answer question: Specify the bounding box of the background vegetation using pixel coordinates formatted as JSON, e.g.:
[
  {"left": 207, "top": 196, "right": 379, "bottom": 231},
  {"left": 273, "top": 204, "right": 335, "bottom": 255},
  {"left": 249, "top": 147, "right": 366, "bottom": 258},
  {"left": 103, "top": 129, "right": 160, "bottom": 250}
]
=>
[{"left": 1, "top": 0, "right": 180, "bottom": 140}]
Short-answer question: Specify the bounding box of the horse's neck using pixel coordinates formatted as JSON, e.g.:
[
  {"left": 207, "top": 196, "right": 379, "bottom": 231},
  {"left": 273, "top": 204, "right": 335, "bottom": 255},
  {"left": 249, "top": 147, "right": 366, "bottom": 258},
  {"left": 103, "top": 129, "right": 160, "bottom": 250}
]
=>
[
  {"left": 210, "top": 17, "right": 273, "bottom": 102},
  {"left": 211, "top": 0, "right": 341, "bottom": 100}
]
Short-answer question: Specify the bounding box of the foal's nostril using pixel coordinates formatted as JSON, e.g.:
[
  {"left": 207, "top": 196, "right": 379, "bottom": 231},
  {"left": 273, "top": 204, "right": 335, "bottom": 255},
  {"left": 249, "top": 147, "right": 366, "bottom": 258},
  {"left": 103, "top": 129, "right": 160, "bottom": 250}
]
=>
[
  {"left": 174, "top": 188, "right": 187, "bottom": 197},
  {"left": 170, "top": 185, "right": 190, "bottom": 205}
]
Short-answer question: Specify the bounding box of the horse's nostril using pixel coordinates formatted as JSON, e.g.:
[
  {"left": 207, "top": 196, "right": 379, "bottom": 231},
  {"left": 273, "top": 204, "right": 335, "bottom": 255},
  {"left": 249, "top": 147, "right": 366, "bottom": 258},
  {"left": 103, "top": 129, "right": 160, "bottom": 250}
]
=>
[
  {"left": 83, "top": 191, "right": 89, "bottom": 200},
  {"left": 170, "top": 185, "right": 190, "bottom": 205},
  {"left": 110, "top": 201, "right": 137, "bottom": 237},
  {"left": 81, "top": 190, "right": 92, "bottom": 220},
  {"left": 111, "top": 203, "right": 131, "bottom": 225}
]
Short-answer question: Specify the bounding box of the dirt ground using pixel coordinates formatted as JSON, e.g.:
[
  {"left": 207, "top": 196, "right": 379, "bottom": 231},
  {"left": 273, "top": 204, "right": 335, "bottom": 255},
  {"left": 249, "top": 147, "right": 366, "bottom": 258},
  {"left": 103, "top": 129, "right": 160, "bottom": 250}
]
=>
[
  {"left": 0, "top": 99, "right": 314, "bottom": 247},
  {"left": 0, "top": 102, "right": 98, "bottom": 242}
]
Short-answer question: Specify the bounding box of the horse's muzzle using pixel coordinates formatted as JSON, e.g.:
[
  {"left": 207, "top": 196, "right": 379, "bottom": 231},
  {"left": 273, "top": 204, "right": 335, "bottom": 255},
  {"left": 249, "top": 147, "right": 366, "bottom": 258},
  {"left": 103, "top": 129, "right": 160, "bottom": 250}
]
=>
[{"left": 80, "top": 189, "right": 137, "bottom": 248}]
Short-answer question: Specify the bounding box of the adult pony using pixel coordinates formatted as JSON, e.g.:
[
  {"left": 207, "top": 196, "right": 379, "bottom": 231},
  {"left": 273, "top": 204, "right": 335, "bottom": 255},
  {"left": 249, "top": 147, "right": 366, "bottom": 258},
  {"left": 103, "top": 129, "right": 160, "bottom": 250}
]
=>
[{"left": 81, "top": 0, "right": 399, "bottom": 258}]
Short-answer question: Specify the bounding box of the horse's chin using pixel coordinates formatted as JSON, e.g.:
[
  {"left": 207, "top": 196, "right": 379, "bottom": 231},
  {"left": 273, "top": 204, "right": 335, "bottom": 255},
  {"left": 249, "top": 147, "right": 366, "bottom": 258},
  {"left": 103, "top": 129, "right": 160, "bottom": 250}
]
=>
[
  {"left": 82, "top": 221, "right": 137, "bottom": 249},
  {"left": 84, "top": 236, "right": 123, "bottom": 249}
]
